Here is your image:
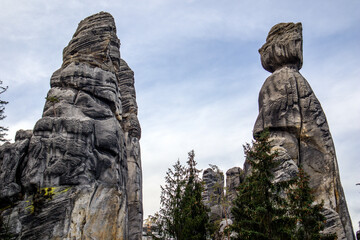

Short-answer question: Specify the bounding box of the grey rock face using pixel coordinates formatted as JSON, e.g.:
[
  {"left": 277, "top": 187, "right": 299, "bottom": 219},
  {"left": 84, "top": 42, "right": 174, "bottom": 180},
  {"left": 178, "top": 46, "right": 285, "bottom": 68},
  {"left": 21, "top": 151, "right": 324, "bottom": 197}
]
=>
[
  {"left": 258, "top": 22, "right": 302, "bottom": 73},
  {"left": 225, "top": 167, "right": 243, "bottom": 203},
  {"left": 255, "top": 22, "right": 354, "bottom": 239},
  {"left": 225, "top": 167, "right": 243, "bottom": 220},
  {"left": 0, "top": 130, "right": 32, "bottom": 204},
  {"left": 202, "top": 167, "right": 224, "bottom": 221},
  {"left": 119, "top": 59, "right": 143, "bottom": 239},
  {"left": 0, "top": 12, "right": 142, "bottom": 240}
]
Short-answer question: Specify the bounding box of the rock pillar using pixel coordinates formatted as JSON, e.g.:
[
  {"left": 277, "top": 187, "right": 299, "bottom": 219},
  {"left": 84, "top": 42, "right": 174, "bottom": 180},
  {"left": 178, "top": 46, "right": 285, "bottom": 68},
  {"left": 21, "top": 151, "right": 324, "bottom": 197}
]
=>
[
  {"left": 255, "top": 22, "right": 354, "bottom": 239},
  {"left": 0, "top": 12, "right": 142, "bottom": 240}
]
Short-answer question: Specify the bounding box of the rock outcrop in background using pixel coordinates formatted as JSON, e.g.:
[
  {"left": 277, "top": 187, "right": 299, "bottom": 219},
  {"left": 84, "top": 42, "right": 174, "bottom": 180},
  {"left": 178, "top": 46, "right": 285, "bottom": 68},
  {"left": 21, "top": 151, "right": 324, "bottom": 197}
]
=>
[
  {"left": 202, "top": 167, "right": 224, "bottom": 221},
  {"left": 0, "top": 12, "right": 142, "bottom": 240},
  {"left": 225, "top": 167, "right": 243, "bottom": 205},
  {"left": 255, "top": 22, "right": 354, "bottom": 239}
]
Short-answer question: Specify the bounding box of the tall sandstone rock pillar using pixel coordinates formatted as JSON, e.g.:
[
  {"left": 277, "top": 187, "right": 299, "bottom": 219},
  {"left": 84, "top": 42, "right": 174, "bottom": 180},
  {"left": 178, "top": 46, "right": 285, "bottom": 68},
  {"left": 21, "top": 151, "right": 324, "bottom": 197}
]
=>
[
  {"left": 118, "top": 59, "right": 143, "bottom": 239},
  {"left": 0, "top": 12, "right": 142, "bottom": 239},
  {"left": 255, "top": 22, "right": 354, "bottom": 239}
]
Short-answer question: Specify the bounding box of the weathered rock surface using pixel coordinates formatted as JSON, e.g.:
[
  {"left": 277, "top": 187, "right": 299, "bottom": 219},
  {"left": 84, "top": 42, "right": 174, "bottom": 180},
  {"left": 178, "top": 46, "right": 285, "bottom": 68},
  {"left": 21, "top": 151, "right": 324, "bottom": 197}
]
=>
[
  {"left": 119, "top": 59, "right": 143, "bottom": 239},
  {"left": 225, "top": 167, "right": 243, "bottom": 203},
  {"left": 258, "top": 22, "right": 302, "bottom": 73},
  {"left": 0, "top": 130, "right": 31, "bottom": 203},
  {"left": 202, "top": 167, "right": 224, "bottom": 221},
  {"left": 0, "top": 12, "right": 142, "bottom": 240},
  {"left": 255, "top": 22, "right": 354, "bottom": 239}
]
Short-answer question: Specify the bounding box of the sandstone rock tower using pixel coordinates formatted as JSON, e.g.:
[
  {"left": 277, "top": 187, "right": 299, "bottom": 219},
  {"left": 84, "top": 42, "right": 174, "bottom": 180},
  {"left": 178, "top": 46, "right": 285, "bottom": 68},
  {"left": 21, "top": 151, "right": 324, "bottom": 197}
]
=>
[
  {"left": 255, "top": 22, "right": 354, "bottom": 239},
  {"left": 0, "top": 12, "right": 142, "bottom": 239},
  {"left": 202, "top": 167, "right": 224, "bottom": 221}
]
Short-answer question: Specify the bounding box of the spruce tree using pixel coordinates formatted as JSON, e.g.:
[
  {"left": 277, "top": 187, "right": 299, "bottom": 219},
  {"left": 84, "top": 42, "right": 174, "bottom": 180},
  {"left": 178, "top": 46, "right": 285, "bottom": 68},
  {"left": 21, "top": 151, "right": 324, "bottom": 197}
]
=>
[
  {"left": 0, "top": 80, "right": 8, "bottom": 142},
  {"left": 157, "top": 159, "right": 186, "bottom": 239},
  {"left": 288, "top": 167, "right": 336, "bottom": 240},
  {"left": 179, "top": 150, "right": 210, "bottom": 240},
  {"left": 231, "top": 129, "right": 335, "bottom": 240},
  {"left": 231, "top": 129, "right": 295, "bottom": 240}
]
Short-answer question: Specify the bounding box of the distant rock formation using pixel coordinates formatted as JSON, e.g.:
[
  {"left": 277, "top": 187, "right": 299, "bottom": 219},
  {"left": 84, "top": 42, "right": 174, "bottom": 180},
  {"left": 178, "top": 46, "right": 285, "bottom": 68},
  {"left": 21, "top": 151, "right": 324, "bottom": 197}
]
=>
[
  {"left": 202, "top": 167, "right": 224, "bottom": 221},
  {"left": 202, "top": 166, "right": 243, "bottom": 231},
  {"left": 225, "top": 166, "right": 243, "bottom": 217},
  {"left": 255, "top": 22, "right": 354, "bottom": 239},
  {"left": 0, "top": 12, "right": 142, "bottom": 240}
]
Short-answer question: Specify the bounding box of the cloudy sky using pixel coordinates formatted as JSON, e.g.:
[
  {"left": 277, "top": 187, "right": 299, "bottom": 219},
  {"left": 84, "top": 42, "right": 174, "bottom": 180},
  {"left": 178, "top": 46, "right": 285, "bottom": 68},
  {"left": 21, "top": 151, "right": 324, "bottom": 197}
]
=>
[{"left": 1, "top": 0, "right": 359, "bottom": 231}]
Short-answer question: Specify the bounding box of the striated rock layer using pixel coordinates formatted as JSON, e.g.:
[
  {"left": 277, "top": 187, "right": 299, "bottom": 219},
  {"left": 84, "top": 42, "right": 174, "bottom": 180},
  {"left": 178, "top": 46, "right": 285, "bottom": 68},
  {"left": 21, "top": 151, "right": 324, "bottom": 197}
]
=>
[
  {"left": 119, "top": 59, "right": 143, "bottom": 239},
  {"left": 255, "top": 22, "right": 354, "bottom": 239},
  {"left": 0, "top": 12, "right": 142, "bottom": 240}
]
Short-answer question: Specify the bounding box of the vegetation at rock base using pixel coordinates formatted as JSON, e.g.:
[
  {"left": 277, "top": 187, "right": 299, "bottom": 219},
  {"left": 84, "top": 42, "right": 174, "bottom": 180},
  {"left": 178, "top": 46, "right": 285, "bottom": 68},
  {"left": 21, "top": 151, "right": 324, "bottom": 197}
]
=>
[
  {"left": 0, "top": 80, "right": 8, "bottom": 142},
  {"left": 288, "top": 167, "right": 337, "bottom": 240},
  {"left": 231, "top": 129, "right": 336, "bottom": 240},
  {"left": 151, "top": 150, "right": 212, "bottom": 240},
  {"left": 180, "top": 150, "right": 211, "bottom": 239},
  {"left": 153, "top": 158, "right": 186, "bottom": 239},
  {"left": 231, "top": 129, "right": 294, "bottom": 239}
]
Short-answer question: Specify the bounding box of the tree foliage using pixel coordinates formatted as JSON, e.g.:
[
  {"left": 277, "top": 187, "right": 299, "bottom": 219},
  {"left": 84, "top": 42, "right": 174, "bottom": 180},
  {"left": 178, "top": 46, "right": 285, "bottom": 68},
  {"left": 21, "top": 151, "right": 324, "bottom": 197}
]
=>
[
  {"left": 0, "top": 80, "right": 8, "bottom": 142},
  {"left": 155, "top": 159, "right": 186, "bottom": 238},
  {"left": 288, "top": 167, "right": 336, "bottom": 240},
  {"left": 154, "top": 150, "right": 211, "bottom": 240},
  {"left": 231, "top": 129, "right": 294, "bottom": 240},
  {"left": 45, "top": 95, "right": 60, "bottom": 117},
  {"left": 231, "top": 129, "right": 335, "bottom": 240},
  {"left": 180, "top": 150, "right": 210, "bottom": 240}
]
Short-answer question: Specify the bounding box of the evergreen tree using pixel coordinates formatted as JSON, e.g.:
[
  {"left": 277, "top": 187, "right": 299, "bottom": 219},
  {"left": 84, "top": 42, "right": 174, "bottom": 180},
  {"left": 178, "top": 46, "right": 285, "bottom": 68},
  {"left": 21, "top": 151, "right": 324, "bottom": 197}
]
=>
[
  {"left": 179, "top": 150, "right": 211, "bottom": 240},
  {"left": 0, "top": 80, "right": 8, "bottom": 142},
  {"left": 231, "top": 129, "right": 295, "bottom": 240},
  {"left": 157, "top": 159, "right": 186, "bottom": 239},
  {"left": 155, "top": 150, "right": 211, "bottom": 240},
  {"left": 288, "top": 167, "right": 336, "bottom": 240},
  {"left": 231, "top": 129, "right": 336, "bottom": 240}
]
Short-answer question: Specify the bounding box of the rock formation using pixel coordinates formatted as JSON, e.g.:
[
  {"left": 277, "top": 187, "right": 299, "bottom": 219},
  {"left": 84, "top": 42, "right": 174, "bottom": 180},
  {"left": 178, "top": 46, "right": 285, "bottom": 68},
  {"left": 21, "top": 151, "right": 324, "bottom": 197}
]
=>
[
  {"left": 202, "top": 166, "right": 243, "bottom": 228},
  {"left": 255, "top": 22, "right": 354, "bottom": 239},
  {"left": 0, "top": 12, "right": 142, "bottom": 240},
  {"left": 225, "top": 167, "right": 243, "bottom": 204},
  {"left": 119, "top": 59, "right": 143, "bottom": 239},
  {"left": 202, "top": 167, "right": 224, "bottom": 221}
]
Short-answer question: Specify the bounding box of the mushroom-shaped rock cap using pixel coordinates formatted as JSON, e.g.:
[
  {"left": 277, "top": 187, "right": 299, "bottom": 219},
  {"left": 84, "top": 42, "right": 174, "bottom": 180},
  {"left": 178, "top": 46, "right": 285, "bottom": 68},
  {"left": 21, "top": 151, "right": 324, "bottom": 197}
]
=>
[{"left": 259, "top": 22, "right": 303, "bottom": 73}]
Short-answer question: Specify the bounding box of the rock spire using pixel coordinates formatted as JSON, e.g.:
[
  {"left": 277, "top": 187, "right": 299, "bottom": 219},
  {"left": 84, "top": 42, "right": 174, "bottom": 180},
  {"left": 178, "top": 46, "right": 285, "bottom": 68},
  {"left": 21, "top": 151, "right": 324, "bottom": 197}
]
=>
[
  {"left": 0, "top": 12, "right": 142, "bottom": 240},
  {"left": 202, "top": 167, "right": 224, "bottom": 221},
  {"left": 255, "top": 22, "right": 354, "bottom": 239}
]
